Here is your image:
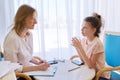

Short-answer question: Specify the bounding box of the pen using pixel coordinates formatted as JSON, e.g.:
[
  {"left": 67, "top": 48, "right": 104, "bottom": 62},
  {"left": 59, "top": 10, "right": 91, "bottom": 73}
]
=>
[{"left": 68, "top": 66, "right": 81, "bottom": 72}]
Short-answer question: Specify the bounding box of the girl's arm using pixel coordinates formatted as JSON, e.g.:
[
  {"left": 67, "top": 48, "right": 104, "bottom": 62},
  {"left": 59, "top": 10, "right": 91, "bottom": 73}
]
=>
[{"left": 72, "top": 37, "right": 98, "bottom": 68}]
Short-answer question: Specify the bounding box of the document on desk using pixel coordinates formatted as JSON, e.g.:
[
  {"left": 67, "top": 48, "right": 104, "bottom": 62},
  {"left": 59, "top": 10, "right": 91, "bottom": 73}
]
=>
[
  {"left": 0, "top": 61, "right": 20, "bottom": 78},
  {"left": 25, "top": 66, "right": 57, "bottom": 77}
]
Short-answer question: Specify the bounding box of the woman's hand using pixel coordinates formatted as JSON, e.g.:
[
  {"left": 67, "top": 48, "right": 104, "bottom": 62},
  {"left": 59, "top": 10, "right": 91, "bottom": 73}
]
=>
[
  {"left": 38, "top": 62, "right": 50, "bottom": 71},
  {"left": 31, "top": 57, "right": 48, "bottom": 65},
  {"left": 37, "top": 59, "right": 47, "bottom": 64},
  {"left": 22, "top": 62, "right": 50, "bottom": 72}
]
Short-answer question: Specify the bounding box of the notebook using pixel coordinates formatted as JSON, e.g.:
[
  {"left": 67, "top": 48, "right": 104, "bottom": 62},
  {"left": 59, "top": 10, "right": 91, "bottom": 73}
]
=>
[{"left": 25, "top": 66, "right": 57, "bottom": 77}]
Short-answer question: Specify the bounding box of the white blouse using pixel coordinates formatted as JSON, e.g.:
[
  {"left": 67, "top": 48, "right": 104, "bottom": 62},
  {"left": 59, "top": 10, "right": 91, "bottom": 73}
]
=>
[{"left": 4, "top": 30, "right": 33, "bottom": 71}]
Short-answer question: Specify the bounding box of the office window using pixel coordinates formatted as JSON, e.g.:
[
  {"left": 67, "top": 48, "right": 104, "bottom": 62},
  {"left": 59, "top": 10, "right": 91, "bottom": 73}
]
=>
[{"left": 1, "top": 0, "right": 120, "bottom": 60}]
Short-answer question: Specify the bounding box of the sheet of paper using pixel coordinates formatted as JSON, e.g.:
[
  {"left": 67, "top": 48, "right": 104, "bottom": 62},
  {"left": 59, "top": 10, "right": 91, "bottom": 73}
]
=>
[
  {"left": 25, "top": 66, "right": 57, "bottom": 77},
  {"left": 0, "top": 61, "right": 20, "bottom": 78}
]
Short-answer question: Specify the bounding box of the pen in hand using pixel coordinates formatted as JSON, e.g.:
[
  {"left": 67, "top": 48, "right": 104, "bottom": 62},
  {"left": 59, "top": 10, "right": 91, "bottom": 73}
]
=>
[{"left": 68, "top": 66, "right": 81, "bottom": 72}]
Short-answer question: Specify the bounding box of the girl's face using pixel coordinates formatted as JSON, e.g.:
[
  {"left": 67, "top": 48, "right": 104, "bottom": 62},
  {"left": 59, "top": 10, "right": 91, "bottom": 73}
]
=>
[
  {"left": 81, "top": 21, "right": 96, "bottom": 38},
  {"left": 25, "top": 12, "right": 37, "bottom": 29}
]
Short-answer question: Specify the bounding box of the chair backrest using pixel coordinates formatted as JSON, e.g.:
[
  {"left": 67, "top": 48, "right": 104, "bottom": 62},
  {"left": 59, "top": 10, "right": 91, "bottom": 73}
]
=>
[
  {"left": 104, "top": 31, "right": 120, "bottom": 80},
  {"left": 0, "top": 46, "right": 3, "bottom": 61},
  {"left": 104, "top": 31, "right": 120, "bottom": 67}
]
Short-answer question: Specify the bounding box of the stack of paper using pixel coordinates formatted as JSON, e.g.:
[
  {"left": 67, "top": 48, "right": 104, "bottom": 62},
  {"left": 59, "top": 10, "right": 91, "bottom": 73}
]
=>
[
  {"left": 0, "top": 61, "right": 20, "bottom": 78},
  {"left": 25, "top": 66, "right": 57, "bottom": 77}
]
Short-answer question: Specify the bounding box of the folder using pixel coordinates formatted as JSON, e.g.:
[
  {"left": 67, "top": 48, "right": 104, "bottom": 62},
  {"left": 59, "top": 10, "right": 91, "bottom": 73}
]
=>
[{"left": 25, "top": 66, "right": 57, "bottom": 77}]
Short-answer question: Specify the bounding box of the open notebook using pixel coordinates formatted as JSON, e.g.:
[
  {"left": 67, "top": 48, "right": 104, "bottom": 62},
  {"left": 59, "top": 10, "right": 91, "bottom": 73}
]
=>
[{"left": 25, "top": 66, "right": 57, "bottom": 77}]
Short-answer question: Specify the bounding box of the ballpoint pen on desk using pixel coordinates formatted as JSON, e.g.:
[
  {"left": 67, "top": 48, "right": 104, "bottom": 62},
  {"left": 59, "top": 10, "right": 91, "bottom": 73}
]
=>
[{"left": 68, "top": 66, "right": 81, "bottom": 72}]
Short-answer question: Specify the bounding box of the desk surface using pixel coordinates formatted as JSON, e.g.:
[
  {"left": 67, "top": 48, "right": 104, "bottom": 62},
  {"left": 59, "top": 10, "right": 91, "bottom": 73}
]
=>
[{"left": 34, "top": 61, "right": 95, "bottom": 80}]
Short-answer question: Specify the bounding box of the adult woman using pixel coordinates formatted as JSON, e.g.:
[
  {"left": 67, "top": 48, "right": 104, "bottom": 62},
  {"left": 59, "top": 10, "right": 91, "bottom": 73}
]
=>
[
  {"left": 72, "top": 13, "right": 109, "bottom": 80},
  {"left": 3, "top": 4, "right": 49, "bottom": 74}
]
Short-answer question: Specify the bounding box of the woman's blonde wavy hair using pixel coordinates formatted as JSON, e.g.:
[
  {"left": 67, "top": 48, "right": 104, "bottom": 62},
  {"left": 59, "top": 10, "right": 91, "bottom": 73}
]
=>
[{"left": 13, "top": 4, "right": 36, "bottom": 36}]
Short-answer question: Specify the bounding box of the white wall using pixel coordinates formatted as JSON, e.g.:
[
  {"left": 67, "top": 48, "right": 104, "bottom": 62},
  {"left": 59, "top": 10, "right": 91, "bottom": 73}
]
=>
[{"left": 0, "top": 0, "right": 15, "bottom": 45}]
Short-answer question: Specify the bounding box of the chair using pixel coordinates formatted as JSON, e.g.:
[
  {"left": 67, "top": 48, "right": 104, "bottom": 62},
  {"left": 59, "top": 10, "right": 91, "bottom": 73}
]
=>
[
  {"left": 70, "top": 55, "right": 79, "bottom": 60},
  {"left": 0, "top": 46, "right": 32, "bottom": 80},
  {"left": 16, "top": 72, "right": 32, "bottom": 80},
  {"left": 95, "top": 31, "right": 120, "bottom": 80},
  {"left": 70, "top": 31, "right": 120, "bottom": 80}
]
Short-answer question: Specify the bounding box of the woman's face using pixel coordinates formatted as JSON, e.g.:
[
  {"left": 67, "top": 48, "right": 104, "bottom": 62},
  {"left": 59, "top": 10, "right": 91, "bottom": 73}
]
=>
[
  {"left": 81, "top": 21, "right": 96, "bottom": 37},
  {"left": 25, "top": 12, "right": 37, "bottom": 29}
]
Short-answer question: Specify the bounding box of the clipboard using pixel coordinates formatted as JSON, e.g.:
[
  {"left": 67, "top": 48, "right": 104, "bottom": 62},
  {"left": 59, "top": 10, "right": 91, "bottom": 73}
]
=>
[{"left": 25, "top": 66, "right": 57, "bottom": 77}]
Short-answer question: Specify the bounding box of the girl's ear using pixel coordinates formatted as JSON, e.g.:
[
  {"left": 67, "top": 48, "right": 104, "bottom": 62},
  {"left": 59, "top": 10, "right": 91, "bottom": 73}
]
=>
[{"left": 93, "top": 28, "right": 96, "bottom": 34}]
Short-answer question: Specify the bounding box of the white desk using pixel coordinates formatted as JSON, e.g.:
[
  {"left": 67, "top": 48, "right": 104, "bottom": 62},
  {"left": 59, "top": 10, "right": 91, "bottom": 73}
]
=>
[
  {"left": 0, "top": 71, "right": 16, "bottom": 80},
  {"left": 34, "top": 61, "right": 95, "bottom": 80}
]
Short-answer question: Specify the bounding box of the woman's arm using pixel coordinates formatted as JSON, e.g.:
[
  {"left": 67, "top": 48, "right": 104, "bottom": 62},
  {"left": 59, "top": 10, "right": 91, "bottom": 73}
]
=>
[
  {"left": 22, "top": 62, "right": 50, "bottom": 72},
  {"left": 30, "top": 57, "right": 46, "bottom": 65},
  {"left": 4, "top": 35, "right": 19, "bottom": 63}
]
